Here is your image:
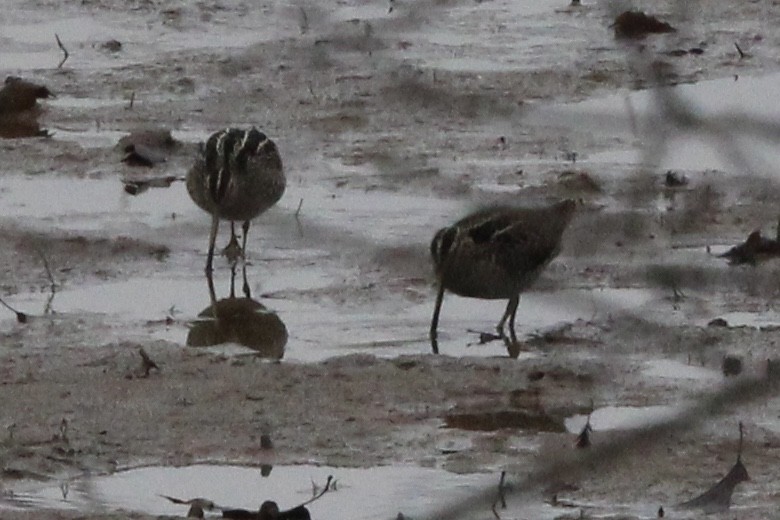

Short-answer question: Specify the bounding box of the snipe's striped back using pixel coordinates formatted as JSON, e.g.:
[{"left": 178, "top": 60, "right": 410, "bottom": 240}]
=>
[
  {"left": 187, "top": 127, "right": 285, "bottom": 274},
  {"left": 430, "top": 199, "right": 575, "bottom": 354}
]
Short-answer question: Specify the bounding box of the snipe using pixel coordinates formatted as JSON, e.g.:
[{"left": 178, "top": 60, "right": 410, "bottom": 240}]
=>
[
  {"left": 187, "top": 127, "right": 285, "bottom": 273},
  {"left": 430, "top": 199, "right": 575, "bottom": 354}
]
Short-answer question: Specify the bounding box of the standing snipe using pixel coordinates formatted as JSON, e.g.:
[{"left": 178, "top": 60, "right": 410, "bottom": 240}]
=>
[
  {"left": 429, "top": 199, "right": 576, "bottom": 354},
  {"left": 187, "top": 127, "right": 285, "bottom": 273}
]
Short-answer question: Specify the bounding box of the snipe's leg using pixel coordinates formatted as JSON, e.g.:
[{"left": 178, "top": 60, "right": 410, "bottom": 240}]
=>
[
  {"left": 497, "top": 295, "right": 519, "bottom": 342},
  {"left": 223, "top": 222, "right": 242, "bottom": 266},
  {"left": 205, "top": 214, "right": 220, "bottom": 274},
  {"left": 242, "top": 262, "right": 251, "bottom": 299},
  {"left": 205, "top": 268, "right": 218, "bottom": 319},
  {"left": 241, "top": 221, "right": 251, "bottom": 257},
  {"left": 230, "top": 221, "right": 239, "bottom": 258},
  {"left": 506, "top": 295, "right": 520, "bottom": 344},
  {"left": 229, "top": 262, "right": 237, "bottom": 298},
  {"left": 504, "top": 295, "right": 521, "bottom": 358},
  {"left": 241, "top": 220, "right": 251, "bottom": 296},
  {"left": 430, "top": 282, "right": 446, "bottom": 354}
]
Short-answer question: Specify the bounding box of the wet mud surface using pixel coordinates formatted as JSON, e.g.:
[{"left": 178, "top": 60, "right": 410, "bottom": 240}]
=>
[{"left": 3, "top": 0, "right": 780, "bottom": 518}]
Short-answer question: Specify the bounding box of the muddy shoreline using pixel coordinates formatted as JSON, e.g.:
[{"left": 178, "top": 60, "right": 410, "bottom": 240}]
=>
[{"left": 3, "top": 0, "right": 780, "bottom": 518}]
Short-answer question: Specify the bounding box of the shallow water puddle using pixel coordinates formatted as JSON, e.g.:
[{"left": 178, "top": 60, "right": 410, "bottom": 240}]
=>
[
  {"left": 48, "top": 97, "right": 128, "bottom": 110},
  {"left": 530, "top": 72, "right": 780, "bottom": 174},
  {"left": 0, "top": 16, "right": 145, "bottom": 70},
  {"left": 51, "top": 127, "right": 129, "bottom": 148},
  {"left": 7, "top": 273, "right": 668, "bottom": 361},
  {"left": 1, "top": 8, "right": 299, "bottom": 71},
  {"left": 706, "top": 310, "right": 780, "bottom": 329},
  {"left": 3, "top": 463, "right": 681, "bottom": 520},
  {"left": 0, "top": 165, "right": 726, "bottom": 363},
  {"left": 642, "top": 359, "right": 721, "bottom": 381},
  {"left": 399, "top": 0, "right": 591, "bottom": 73},
  {"left": 6, "top": 278, "right": 430, "bottom": 361},
  {"left": 565, "top": 405, "right": 683, "bottom": 433},
  {"left": 3, "top": 17, "right": 137, "bottom": 47},
  {"left": 15, "top": 277, "right": 205, "bottom": 322},
  {"left": 0, "top": 172, "right": 458, "bottom": 245},
  {"left": 50, "top": 123, "right": 206, "bottom": 149},
  {"left": 0, "top": 175, "right": 192, "bottom": 232},
  {"left": 284, "top": 182, "right": 463, "bottom": 244},
  {"left": 425, "top": 286, "right": 672, "bottom": 351},
  {"left": 5, "top": 464, "right": 503, "bottom": 519},
  {"left": 6, "top": 264, "right": 678, "bottom": 360}
]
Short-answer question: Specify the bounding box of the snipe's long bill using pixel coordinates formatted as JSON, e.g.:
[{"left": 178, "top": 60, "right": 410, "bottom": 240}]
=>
[
  {"left": 186, "top": 127, "right": 285, "bottom": 273},
  {"left": 429, "top": 199, "right": 575, "bottom": 355}
]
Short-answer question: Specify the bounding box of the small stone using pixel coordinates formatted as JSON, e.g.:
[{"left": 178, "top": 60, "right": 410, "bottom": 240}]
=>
[{"left": 101, "top": 39, "right": 122, "bottom": 52}]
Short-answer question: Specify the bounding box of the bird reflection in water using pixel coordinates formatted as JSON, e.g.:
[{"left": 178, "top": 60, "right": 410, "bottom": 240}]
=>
[
  {"left": 162, "top": 476, "right": 333, "bottom": 520},
  {"left": 187, "top": 265, "right": 287, "bottom": 359}
]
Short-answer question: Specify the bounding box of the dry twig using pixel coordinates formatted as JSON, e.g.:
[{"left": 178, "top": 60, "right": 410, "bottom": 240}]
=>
[
  {"left": 34, "top": 246, "right": 57, "bottom": 294},
  {"left": 299, "top": 7, "right": 309, "bottom": 35},
  {"left": 574, "top": 413, "right": 593, "bottom": 449},
  {"left": 490, "top": 471, "right": 507, "bottom": 519},
  {"left": 139, "top": 348, "right": 160, "bottom": 377},
  {"left": 301, "top": 475, "right": 334, "bottom": 507},
  {"left": 0, "top": 296, "right": 27, "bottom": 323},
  {"left": 55, "top": 33, "right": 69, "bottom": 68}
]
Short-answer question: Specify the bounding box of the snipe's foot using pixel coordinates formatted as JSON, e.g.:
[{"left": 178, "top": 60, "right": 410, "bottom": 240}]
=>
[
  {"left": 222, "top": 233, "right": 244, "bottom": 266},
  {"left": 466, "top": 329, "right": 523, "bottom": 358},
  {"left": 466, "top": 329, "right": 503, "bottom": 345}
]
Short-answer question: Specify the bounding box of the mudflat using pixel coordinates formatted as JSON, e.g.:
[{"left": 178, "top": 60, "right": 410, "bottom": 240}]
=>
[{"left": 2, "top": 1, "right": 780, "bottom": 518}]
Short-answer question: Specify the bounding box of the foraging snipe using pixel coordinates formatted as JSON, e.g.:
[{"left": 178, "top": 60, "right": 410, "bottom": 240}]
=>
[
  {"left": 187, "top": 127, "right": 285, "bottom": 273},
  {"left": 429, "top": 199, "right": 575, "bottom": 353}
]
